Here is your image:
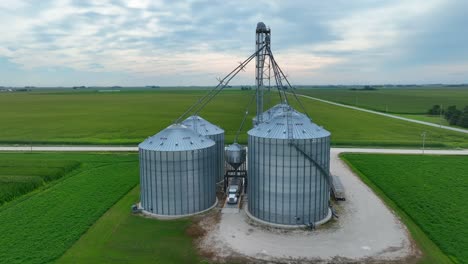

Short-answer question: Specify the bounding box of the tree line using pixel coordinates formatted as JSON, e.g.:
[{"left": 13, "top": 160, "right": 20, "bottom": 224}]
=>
[{"left": 428, "top": 105, "right": 468, "bottom": 127}]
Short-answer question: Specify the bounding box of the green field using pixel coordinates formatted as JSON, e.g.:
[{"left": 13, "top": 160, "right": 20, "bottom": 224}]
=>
[
  {"left": 59, "top": 186, "right": 201, "bottom": 264},
  {"left": 0, "top": 153, "right": 138, "bottom": 264},
  {"left": 341, "top": 154, "right": 468, "bottom": 264},
  {"left": 298, "top": 88, "right": 468, "bottom": 114},
  {"left": 0, "top": 159, "right": 80, "bottom": 205},
  {"left": 0, "top": 89, "right": 467, "bottom": 148}
]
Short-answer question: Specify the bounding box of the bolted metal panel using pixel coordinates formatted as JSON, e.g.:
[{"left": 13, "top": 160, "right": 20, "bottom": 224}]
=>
[
  {"left": 182, "top": 115, "right": 225, "bottom": 183},
  {"left": 247, "top": 108, "right": 331, "bottom": 225},
  {"left": 139, "top": 124, "right": 217, "bottom": 216}
]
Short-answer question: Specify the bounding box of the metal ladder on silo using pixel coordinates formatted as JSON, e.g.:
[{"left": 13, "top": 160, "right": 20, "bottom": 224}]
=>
[
  {"left": 286, "top": 109, "right": 294, "bottom": 142},
  {"left": 289, "top": 142, "right": 332, "bottom": 187}
]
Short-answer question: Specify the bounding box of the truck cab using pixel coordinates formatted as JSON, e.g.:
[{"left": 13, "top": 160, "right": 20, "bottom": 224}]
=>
[
  {"left": 228, "top": 185, "right": 239, "bottom": 197},
  {"left": 227, "top": 193, "right": 238, "bottom": 204}
]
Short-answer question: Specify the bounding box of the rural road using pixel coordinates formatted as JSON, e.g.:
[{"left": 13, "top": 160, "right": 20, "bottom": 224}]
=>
[
  {"left": 296, "top": 93, "right": 468, "bottom": 134},
  {"left": 1, "top": 145, "right": 467, "bottom": 155}
]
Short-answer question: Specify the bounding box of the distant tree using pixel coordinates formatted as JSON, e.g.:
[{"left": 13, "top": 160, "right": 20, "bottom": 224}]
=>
[
  {"left": 449, "top": 109, "right": 462, "bottom": 125},
  {"left": 427, "top": 105, "right": 442, "bottom": 115},
  {"left": 363, "top": 85, "right": 377, "bottom": 90},
  {"left": 444, "top": 105, "right": 458, "bottom": 120},
  {"left": 457, "top": 106, "right": 468, "bottom": 128}
]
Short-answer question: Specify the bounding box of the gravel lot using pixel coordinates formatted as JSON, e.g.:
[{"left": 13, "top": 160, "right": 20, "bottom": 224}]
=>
[{"left": 199, "top": 149, "right": 418, "bottom": 263}]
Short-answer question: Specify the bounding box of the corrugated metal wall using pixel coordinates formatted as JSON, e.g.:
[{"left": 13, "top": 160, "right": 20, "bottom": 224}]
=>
[
  {"left": 139, "top": 146, "right": 216, "bottom": 216},
  {"left": 182, "top": 116, "right": 225, "bottom": 183},
  {"left": 247, "top": 136, "right": 330, "bottom": 225},
  {"left": 206, "top": 133, "right": 225, "bottom": 183}
]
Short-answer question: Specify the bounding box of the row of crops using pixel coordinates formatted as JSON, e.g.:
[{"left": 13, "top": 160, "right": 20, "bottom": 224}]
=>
[
  {"left": 0, "top": 159, "right": 80, "bottom": 205},
  {"left": 0, "top": 153, "right": 139, "bottom": 264}
]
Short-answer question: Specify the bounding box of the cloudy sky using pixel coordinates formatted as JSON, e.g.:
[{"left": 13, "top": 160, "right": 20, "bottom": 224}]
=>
[{"left": 0, "top": 0, "right": 467, "bottom": 86}]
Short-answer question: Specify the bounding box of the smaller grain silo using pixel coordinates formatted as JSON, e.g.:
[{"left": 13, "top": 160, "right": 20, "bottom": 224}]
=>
[
  {"left": 182, "top": 115, "right": 225, "bottom": 182},
  {"left": 139, "top": 124, "right": 217, "bottom": 216}
]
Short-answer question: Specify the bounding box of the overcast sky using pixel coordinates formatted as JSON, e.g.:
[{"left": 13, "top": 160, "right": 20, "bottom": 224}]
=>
[{"left": 0, "top": 0, "right": 467, "bottom": 86}]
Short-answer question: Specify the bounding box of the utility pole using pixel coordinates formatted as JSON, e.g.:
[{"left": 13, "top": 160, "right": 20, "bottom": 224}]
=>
[
  {"left": 421, "top": 131, "right": 427, "bottom": 154},
  {"left": 439, "top": 104, "right": 443, "bottom": 128}
]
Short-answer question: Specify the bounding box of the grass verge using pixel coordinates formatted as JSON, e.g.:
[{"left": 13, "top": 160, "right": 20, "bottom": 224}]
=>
[{"left": 58, "top": 186, "right": 203, "bottom": 264}]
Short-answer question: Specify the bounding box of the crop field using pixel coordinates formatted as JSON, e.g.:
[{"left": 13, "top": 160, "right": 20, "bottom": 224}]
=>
[
  {"left": 297, "top": 87, "right": 468, "bottom": 114},
  {"left": 0, "top": 89, "right": 467, "bottom": 148},
  {"left": 0, "top": 159, "right": 80, "bottom": 205},
  {"left": 59, "top": 186, "right": 201, "bottom": 264},
  {"left": 287, "top": 98, "right": 468, "bottom": 148},
  {"left": 0, "top": 153, "right": 138, "bottom": 264},
  {"left": 341, "top": 154, "right": 468, "bottom": 264}
]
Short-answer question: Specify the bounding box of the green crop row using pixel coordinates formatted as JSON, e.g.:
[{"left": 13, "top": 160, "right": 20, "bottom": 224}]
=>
[
  {"left": 0, "top": 176, "right": 43, "bottom": 205},
  {"left": 0, "top": 89, "right": 467, "bottom": 148},
  {"left": 341, "top": 154, "right": 468, "bottom": 263},
  {"left": 0, "top": 159, "right": 80, "bottom": 205},
  {"left": 0, "top": 153, "right": 139, "bottom": 264}
]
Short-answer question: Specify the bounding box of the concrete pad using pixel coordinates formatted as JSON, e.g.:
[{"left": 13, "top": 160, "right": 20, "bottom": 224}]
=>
[{"left": 199, "top": 150, "right": 416, "bottom": 262}]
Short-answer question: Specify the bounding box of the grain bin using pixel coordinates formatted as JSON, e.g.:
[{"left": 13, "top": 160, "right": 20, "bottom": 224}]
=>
[
  {"left": 139, "top": 124, "right": 217, "bottom": 216},
  {"left": 182, "top": 115, "right": 225, "bottom": 183},
  {"left": 247, "top": 106, "right": 331, "bottom": 226}
]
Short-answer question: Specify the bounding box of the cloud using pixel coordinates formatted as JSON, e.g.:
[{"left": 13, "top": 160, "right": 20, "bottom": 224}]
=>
[
  {"left": 0, "top": 0, "right": 466, "bottom": 86},
  {"left": 0, "top": 0, "right": 28, "bottom": 10}
]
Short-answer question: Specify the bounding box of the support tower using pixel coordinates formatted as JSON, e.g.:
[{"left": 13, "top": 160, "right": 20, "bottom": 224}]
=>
[{"left": 255, "top": 22, "right": 271, "bottom": 126}]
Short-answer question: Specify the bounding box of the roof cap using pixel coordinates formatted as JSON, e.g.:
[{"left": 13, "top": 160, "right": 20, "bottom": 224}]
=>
[
  {"left": 248, "top": 106, "right": 330, "bottom": 139},
  {"left": 139, "top": 123, "right": 215, "bottom": 151},
  {"left": 181, "top": 115, "right": 224, "bottom": 136}
]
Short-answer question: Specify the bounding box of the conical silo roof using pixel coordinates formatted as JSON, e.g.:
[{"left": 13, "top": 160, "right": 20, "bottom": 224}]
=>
[
  {"left": 253, "top": 103, "right": 307, "bottom": 124},
  {"left": 182, "top": 115, "right": 224, "bottom": 136},
  {"left": 139, "top": 124, "right": 215, "bottom": 151},
  {"left": 248, "top": 106, "right": 330, "bottom": 139}
]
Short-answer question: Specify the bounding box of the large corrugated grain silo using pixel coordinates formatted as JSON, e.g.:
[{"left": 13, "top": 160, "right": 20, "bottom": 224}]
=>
[
  {"left": 139, "top": 124, "right": 217, "bottom": 216},
  {"left": 182, "top": 115, "right": 225, "bottom": 183},
  {"left": 247, "top": 106, "right": 331, "bottom": 226}
]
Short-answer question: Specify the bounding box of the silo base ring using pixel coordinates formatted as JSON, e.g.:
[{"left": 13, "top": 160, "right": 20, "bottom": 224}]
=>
[
  {"left": 138, "top": 198, "right": 218, "bottom": 220},
  {"left": 244, "top": 205, "right": 332, "bottom": 229}
]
